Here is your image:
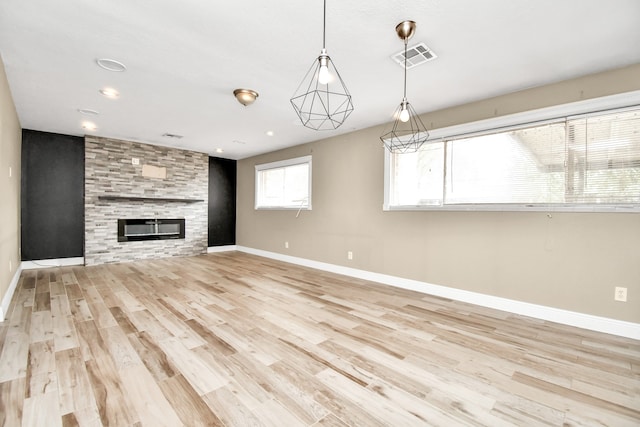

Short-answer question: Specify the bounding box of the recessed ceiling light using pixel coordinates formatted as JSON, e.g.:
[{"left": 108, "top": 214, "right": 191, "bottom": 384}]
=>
[
  {"left": 82, "top": 121, "right": 97, "bottom": 131},
  {"left": 99, "top": 87, "right": 119, "bottom": 99},
  {"left": 216, "top": 148, "right": 224, "bottom": 153},
  {"left": 96, "top": 58, "right": 127, "bottom": 72},
  {"left": 77, "top": 108, "right": 99, "bottom": 115},
  {"left": 265, "top": 130, "right": 275, "bottom": 137}
]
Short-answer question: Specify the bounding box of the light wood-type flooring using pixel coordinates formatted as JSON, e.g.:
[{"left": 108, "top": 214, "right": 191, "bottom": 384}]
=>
[{"left": 0, "top": 251, "right": 638, "bottom": 426}]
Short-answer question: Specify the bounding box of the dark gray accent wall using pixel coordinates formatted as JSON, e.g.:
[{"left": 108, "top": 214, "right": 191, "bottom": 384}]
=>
[
  {"left": 21, "top": 131, "right": 237, "bottom": 259},
  {"left": 21, "top": 130, "right": 84, "bottom": 260},
  {"left": 208, "top": 157, "right": 236, "bottom": 246}
]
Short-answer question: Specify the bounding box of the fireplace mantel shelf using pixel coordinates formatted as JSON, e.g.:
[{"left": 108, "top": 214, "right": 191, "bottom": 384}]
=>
[{"left": 98, "top": 195, "right": 204, "bottom": 203}]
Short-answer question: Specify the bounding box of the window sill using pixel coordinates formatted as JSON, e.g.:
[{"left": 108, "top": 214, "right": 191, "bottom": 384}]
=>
[{"left": 383, "top": 204, "right": 640, "bottom": 213}]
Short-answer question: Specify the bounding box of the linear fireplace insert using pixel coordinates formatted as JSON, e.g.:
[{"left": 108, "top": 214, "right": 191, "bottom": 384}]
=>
[{"left": 117, "top": 218, "right": 185, "bottom": 242}]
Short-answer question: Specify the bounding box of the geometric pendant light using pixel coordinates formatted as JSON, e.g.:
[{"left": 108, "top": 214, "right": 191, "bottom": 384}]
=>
[
  {"left": 380, "top": 20, "right": 430, "bottom": 153},
  {"left": 290, "top": 0, "right": 354, "bottom": 130}
]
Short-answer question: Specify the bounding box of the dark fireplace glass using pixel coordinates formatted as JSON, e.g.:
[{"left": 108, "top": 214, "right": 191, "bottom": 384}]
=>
[{"left": 117, "top": 219, "right": 185, "bottom": 242}]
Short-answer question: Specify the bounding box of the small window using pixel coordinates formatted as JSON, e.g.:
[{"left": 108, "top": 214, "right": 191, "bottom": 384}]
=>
[{"left": 255, "top": 155, "right": 312, "bottom": 209}]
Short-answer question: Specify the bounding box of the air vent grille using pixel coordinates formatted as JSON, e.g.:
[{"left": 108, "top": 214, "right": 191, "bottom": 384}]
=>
[
  {"left": 391, "top": 42, "right": 437, "bottom": 69},
  {"left": 162, "top": 133, "right": 183, "bottom": 139}
]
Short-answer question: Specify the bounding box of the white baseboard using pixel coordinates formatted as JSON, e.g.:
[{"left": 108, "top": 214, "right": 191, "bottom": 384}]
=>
[
  {"left": 1, "top": 264, "right": 23, "bottom": 322},
  {"left": 236, "top": 246, "right": 640, "bottom": 340},
  {"left": 21, "top": 257, "right": 85, "bottom": 270},
  {"left": 207, "top": 245, "right": 238, "bottom": 253}
]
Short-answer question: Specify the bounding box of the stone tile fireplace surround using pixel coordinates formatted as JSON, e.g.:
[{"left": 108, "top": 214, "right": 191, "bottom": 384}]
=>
[{"left": 85, "top": 136, "right": 208, "bottom": 265}]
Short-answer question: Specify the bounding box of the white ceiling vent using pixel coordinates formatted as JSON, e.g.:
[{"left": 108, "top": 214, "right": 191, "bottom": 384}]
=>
[
  {"left": 391, "top": 42, "right": 437, "bottom": 69},
  {"left": 162, "top": 133, "right": 183, "bottom": 139}
]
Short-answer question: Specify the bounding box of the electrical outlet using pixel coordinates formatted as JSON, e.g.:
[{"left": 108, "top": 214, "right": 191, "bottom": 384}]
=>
[
  {"left": 132, "top": 157, "right": 140, "bottom": 165},
  {"left": 285, "top": 241, "right": 289, "bottom": 249},
  {"left": 614, "top": 287, "right": 628, "bottom": 302},
  {"left": 347, "top": 251, "right": 353, "bottom": 260}
]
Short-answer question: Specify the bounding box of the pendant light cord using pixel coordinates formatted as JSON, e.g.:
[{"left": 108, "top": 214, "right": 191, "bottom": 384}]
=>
[
  {"left": 322, "top": 0, "right": 327, "bottom": 49},
  {"left": 403, "top": 37, "right": 408, "bottom": 100}
]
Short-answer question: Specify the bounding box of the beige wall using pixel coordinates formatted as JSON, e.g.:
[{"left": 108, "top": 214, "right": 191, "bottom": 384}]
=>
[
  {"left": 0, "top": 55, "right": 22, "bottom": 316},
  {"left": 238, "top": 64, "right": 640, "bottom": 323}
]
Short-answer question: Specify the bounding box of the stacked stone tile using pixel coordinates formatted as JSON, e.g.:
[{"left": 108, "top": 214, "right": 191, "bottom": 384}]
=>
[{"left": 85, "top": 136, "right": 208, "bottom": 265}]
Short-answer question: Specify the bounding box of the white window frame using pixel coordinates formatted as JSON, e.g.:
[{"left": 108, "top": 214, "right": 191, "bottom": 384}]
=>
[
  {"left": 384, "top": 90, "right": 640, "bottom": 212},
  {"left": 255, "top": 155, "right": 312, "bottom": 210}
]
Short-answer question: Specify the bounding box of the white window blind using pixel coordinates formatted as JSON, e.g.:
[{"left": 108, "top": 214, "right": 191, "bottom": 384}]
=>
[
  {"left": 566, "top": 109, "right": 640, "bottom": 204},
  {"left": 390, "top": 142, "right": 444, "bottom": 206},
  {"left": 386, "top": 104, "right": 640, "bottom": 211},
  {"left": 255, "top": 156, "right": 312, "bottom": 209},
  {"left": 445, "top": 122, "right": 566, "bottom": 205}
]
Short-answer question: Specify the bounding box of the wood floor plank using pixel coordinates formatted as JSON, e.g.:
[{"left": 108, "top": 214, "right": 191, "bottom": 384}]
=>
[
  {"left": 70, "top": 299, "right": 93, "bottom": 322},
  {"left": 127, "top": 331, "right": 176, "bottom": 381},
  {"left": 22, "top": 389, "right": 62, "bottom": 427},
  {"left": 211, "top": 323, "right": 279, "bottom": 366},
  {"left": 255, "top": 398, "right": 308, "bottom": 427},
  {"left": 207, "top": 351, "right": 273, "bottom": 409},
  {"left": 86, "top": 301, "right": 118, "bottom": 329},
  {"left": 0, "top": 332, "right": 29, "bottom": 382},
  {"left": 155, "top": 313, "right": 207, "bottom": 349},
  {"left": 0, "top": 377, "right": 26, "bottom": 426},
  {"left": 84, "top": 355, "right": 139, "bottom": 426},
  {"left": 29, "top": 310, "right": 54, "bottom": 344},
  {"left": 108, "top": 306, "right": 137, "bottom": 334},
  {"left": 33, "top": 291, "right": 51, "bottom": 312},
  {"left": 55, "top": 347, "right": 98, "bottom": 416},
  {"left": 25, "top": 340, "right": 57, "bottom": 397},
  {"left": 34, "top": 270, "right": 50, "bottom": 294},
  {"left": 317, "top": 367, "right": 425, "bottom": 426},
  {"left": 51, "top": 295, "right": 79, "bottom": 352},
  {"left": 75, "top": 319, "right": 109, "bottom": 362},
  {"left": 119, "top": 365, "right": 183, "bottom": 427},
  {"left": 159, "top": 373, "right": 224, "bottom": 426},
  {"left": 513, "top": 371, "right": 640, "bottom": 421},
  {"left": 115, "top": 289, "right": 146, "bottom": 312},
  {"left": 490, "top": 396, "right": 566, "bottom": 426},
  {"left": 0, "top": 252, "right": 638, "bottom": 426},
  {"left": 60, "top": 405, "right": 103, "bottom": 427},
  {"left": 225, "top": 352, "right": 328, "bottom": 425},
  {"left": 49, "top": 277, "right": 66, "bottom": 298},
  {"left": 98, "top": 325, "right": 143, "bottom": 370},
  {"left": 203, "top": 386, "right": 267, "bottom": 427},
  {"left": 158, "top": 336, "right": 228, "bottom": 395},
  {"left": 6, "top": 296, "right": 32, "bottom": 337},
  {"left": 313, "top": 413, "right": 350, "bottom": 426},
  {"left": 65, "top": 283, "right": 84, "bottom": 301},
  {"left": 185, "top": 318, "right": 236, "bottom": 356},
  {"left": 185, "top": 300, "right": 227, "bottom": 326}
]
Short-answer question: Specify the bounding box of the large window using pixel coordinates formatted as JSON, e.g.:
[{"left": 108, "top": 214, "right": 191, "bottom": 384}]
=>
[
  {"left": 386, "top": 100, "right": 640, "bottom": 211},
  {"left": 255, "top": 155, "right": 312, "bottom": 209}
]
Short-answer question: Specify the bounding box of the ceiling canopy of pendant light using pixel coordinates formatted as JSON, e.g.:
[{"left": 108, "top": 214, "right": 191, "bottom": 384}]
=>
[
  {"left": 380, "top": 20, "right": 430, "bottom": 153},
  {"left": 290, "top": 0, "right": 354, "bottom": 131}
]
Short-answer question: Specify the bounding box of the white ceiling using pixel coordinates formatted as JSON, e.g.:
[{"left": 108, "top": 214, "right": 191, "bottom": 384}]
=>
[{"left": 1, "top": 0, "right": 639, "bottom": 160}]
